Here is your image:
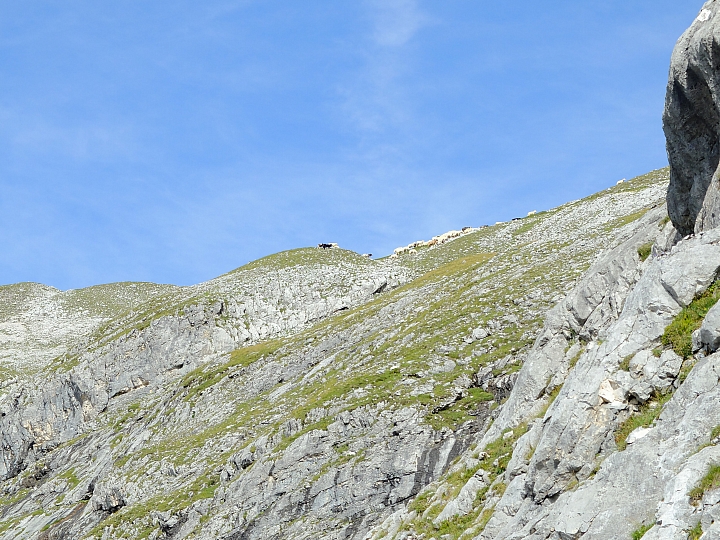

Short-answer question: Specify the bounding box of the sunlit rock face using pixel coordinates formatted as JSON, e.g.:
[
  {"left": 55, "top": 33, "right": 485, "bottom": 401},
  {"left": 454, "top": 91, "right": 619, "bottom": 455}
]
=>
[{"left": 664, "top": 1, "right": 720, "bottom": 236}]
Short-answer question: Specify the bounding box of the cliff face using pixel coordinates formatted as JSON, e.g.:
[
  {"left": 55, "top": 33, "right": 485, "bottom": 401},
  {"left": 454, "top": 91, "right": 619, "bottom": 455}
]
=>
[{"left": 665, "top": 1, "right": 720, "bottom": 236}]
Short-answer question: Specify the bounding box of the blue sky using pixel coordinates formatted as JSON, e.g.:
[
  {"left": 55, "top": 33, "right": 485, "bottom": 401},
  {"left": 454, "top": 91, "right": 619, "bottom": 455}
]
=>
[{"left": 0, "top": 1, "right": 702, "bottom": 289}]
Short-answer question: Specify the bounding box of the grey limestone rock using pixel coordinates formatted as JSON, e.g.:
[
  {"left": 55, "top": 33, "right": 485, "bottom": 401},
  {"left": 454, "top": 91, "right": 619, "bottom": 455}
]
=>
[
  {"left": 697, "top": 299, "right": 720, "bottom": 352},
  {"left": 473, "top": 231, "right": 720, "bottom": 540},
  {"left": 480, "top": 206, "right": 669, "bottom": 447},
  {"left": 664, "top": 1, "right": 720, "bottom": 235}
]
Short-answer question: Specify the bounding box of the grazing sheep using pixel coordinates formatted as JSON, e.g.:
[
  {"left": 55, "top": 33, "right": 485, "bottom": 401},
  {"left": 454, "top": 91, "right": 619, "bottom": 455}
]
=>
[
  {"left": 390, "top": 253, "right": 398, "bottom": 259},
  {"left": 409, "top": 248, "right": 417, "bottom": 254},
  {"left": 362, "top": 253, "right": 372, "bottom": 258},
  {"left": 527, "top": 210, "right": 537, "bottom": 216},
  {"left": 393, "top": 246, "right": 409, "bottom": 255},
  {"left": 616, "top": 179, "right": 625, "bottom": 184}
]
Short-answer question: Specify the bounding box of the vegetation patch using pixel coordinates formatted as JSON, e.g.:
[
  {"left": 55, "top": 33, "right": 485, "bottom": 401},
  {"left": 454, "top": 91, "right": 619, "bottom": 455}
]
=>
[
  {"left": 631, "top": 523, "right": 652, "bottom": 539},
  {"left": 637, "top": 242, "right": 653, "bottom": 262},
  {"left": 615, "top": 392, "right": 672, "bottom": 451},
  {"left": 662, "top": 281, "right": 720, "bottom": 358},
  {"left": 56, "top": 467, "right": 80, "bottom": 490},
  {"left": 619, "top": 354, "right": 633, "bottom": 372},
  {"left": 568, "top": 348, "right": 583, "bottom": 370},
  {"left": 400, "top": 423, "right": 528, "bottom": 539},
  {"left": 688, "top": 520, "right": 703, "bottom": 540},
  {"left": 604, "top": 207, "right": 652, "bottom": 232},
  {"left": 181, "top": 339, "right": 283, "bottom": 402},
  {"left": 689, "top": 464, "right": 720, "bottom": 505},
  {"left": 85, "top": 474, "right": 219, "bottom": 539}
]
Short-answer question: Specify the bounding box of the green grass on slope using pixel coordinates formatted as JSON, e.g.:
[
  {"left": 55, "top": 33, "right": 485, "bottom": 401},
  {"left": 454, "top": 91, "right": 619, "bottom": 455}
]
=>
[
  {"left": 226, "top": 247, "right": 374, "bottom": 274},
  {"left": 615, "top": 392, "right": 672, "bottom": 450},
  {"left": 181, "top": 339, "right": 285, "bottom": 404},
  {"left": 0, "top": 282, "right": 58, "bottom": 321},
  {"left": 689, "top": 464, "right": 720, "bottom": 505},
  {"left": 631, "top": 523, "right": 653, "bottom": 539},
  {"left": 662, "top": 280, "right": 720, "bottom": 358},
  {"left": 59, "top": 282, "right": 178, "bottom": 318},
  {"left": 68, "top": 248, "right": 375, "bottom": 361}
]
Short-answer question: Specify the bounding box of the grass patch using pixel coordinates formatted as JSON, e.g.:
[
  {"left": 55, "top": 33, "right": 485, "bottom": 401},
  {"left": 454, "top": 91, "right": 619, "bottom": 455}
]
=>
[
  {"left": 619, "top": 354, "right": 633, "bottom": 371},
  {"left": 181, "top": 339, "right": 283, "bottom": 402},
  {"left": 637, "top": 242, "right": 653, "bottom": 262},
  {"left": 57, "top": 467, "right": 80, "bottom": 489},
  {"left": 662, "top": 281, "right": 720, "bottom": 358},
  {"left": 401, "top": 424, "right": 528, "bottom": 539},
  {"left": 84, "top": 473, "right": 219, "bottom": 539},
  {"left": 615, "top": 392, "right": 672, "bottom": 451},
  {"left": 395, "top": 253, "right": 495, "bottom": 291},
  {"left": 688, "top": 520, "right": 703, "bottom": 540},
  {"left": 605, "top": 208, "right": 651, "bottom": 232},
  {"left": 631, "top": 523, "right": 652, "bottom": 539},
  {"left": 568, "top": 348, "right": 583, "bottom": 369},
  {"left": 689, "top": 464, "right": 720, "bottom": 505}
]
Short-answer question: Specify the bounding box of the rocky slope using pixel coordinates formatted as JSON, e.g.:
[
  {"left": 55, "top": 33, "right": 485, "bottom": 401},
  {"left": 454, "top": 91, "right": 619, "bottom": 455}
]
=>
[
  {"left": 5, "top": 5, "right": 720, "bottom": 540},
  {"left": 0, "top": 169, "right": 670, "bottom": 539}
]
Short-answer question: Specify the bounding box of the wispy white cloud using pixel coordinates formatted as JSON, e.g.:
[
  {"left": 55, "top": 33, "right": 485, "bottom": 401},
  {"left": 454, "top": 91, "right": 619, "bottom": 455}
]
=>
[
  {"left": 366, "top": 0, "right": 429, "bottom": 47},
  {"left": 336, "top": 0, "right": 432, "bottom": 140}
]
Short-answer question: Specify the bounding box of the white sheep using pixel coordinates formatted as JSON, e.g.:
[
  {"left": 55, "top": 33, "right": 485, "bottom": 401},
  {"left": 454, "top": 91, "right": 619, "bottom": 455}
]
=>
[{"left": 527, "top": 210, "right": 537, "bottom": 216}]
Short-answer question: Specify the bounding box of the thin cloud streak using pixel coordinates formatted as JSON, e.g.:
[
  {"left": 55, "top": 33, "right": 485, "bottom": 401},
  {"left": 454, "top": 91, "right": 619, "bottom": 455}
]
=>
[{"left": 366, "top": 0, "right": 430, "bottom": 47}]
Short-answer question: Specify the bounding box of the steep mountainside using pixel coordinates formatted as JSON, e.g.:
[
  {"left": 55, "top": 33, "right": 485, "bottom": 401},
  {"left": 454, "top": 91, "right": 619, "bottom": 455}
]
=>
[
  {"left": 7, "top": 6, "right": 720, "bottom": 539},
  {"left": 0, "top": 169, "right": 670, "bottom": 539}
]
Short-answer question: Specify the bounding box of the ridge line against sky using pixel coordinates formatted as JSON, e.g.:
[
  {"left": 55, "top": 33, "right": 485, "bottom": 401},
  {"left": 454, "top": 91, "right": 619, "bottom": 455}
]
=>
[{"left": 0, "top": 1, "right": 701, "bottom": 290}]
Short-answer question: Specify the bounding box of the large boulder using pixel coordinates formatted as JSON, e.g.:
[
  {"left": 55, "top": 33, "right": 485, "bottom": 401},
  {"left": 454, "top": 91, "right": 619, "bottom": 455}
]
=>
[{"left": 664, "top": 2, "right": 720, "bottom": 235}]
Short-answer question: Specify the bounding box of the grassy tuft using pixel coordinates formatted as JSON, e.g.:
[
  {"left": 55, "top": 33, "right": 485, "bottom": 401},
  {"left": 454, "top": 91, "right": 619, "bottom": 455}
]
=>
[
  {"left": 688, "top": 520, "right": 703, "bottom": 540},
  {"left": 619, "top": 354, "right": 633, "bottom": 371},
  {"left": 637, "top": 242, "right": 653, "bottom": 262},
  {"left": 631, "top": 523, "right": 652, "bottom": 539},
  {"left": 615, "top": 392, "right": 672, "bottom": 451},
  {"left": 689, "top": 464, "right": 720, "bottom": 505},
  {"left": 662, "top": 282, "right": 720, "bottom": 358}
]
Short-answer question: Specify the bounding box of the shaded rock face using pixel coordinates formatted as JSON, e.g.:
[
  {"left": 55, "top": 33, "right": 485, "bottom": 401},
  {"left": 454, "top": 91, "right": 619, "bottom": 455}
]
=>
[{"left": 664, "top": 2, "right": 720, "bottom": 235}]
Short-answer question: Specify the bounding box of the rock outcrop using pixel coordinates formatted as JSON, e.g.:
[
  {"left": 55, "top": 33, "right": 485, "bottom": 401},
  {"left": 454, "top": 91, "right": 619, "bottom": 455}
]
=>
[{"left": 664, "top": 1, "right": 720, "bottom": 235}]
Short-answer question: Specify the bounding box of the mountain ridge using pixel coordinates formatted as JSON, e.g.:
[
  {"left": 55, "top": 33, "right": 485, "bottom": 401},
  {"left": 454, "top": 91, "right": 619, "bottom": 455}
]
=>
[{"left": 0, "top": 168, "right": 671, "bottom": 539}]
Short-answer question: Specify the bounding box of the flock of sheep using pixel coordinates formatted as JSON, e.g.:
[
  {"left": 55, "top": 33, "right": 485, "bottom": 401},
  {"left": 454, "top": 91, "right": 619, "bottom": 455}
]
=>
[
  {"left": 388, "top": 226, "right": 480, "bottom": 259},
  {"left": 318, "top": 205, "right": 553, "bottom": 259},
  {"left": 317, "top": 226, "right": 481, "bottom": 260}
]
